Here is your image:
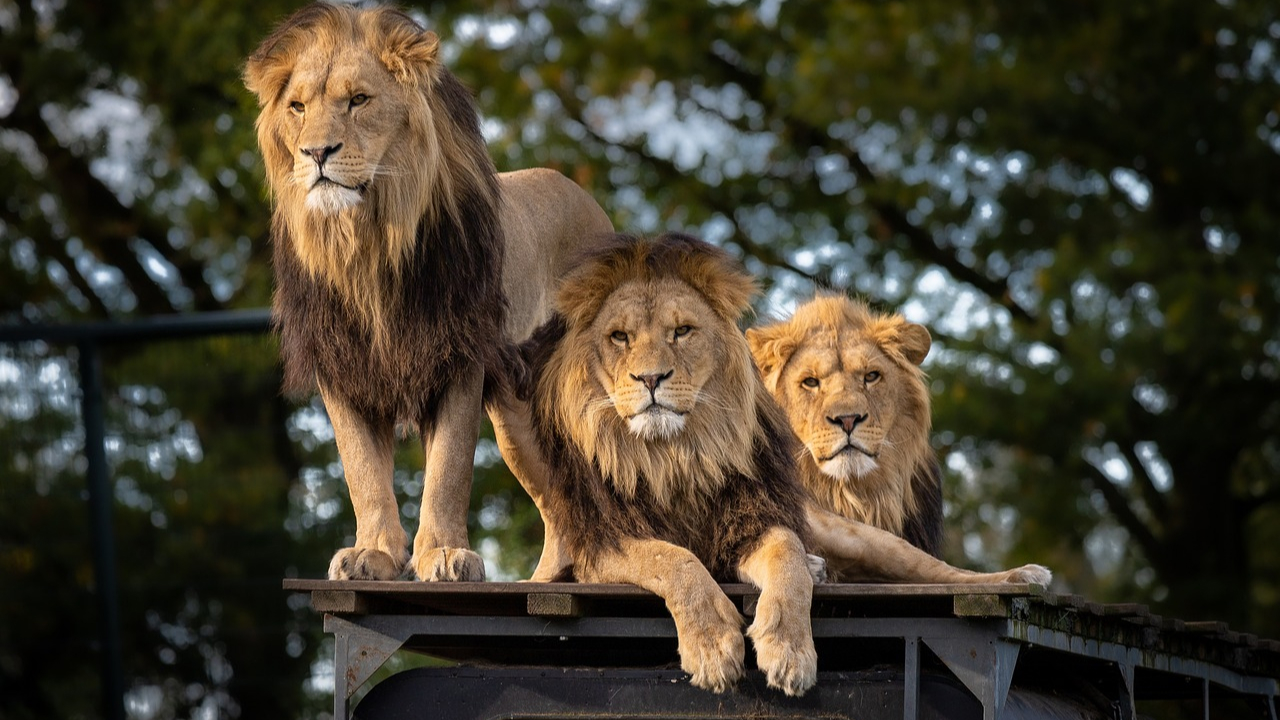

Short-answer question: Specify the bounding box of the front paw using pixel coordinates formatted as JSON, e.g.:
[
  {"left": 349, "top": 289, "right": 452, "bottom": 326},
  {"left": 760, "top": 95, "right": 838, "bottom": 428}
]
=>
[
  {"left": 1004, "top": 564, "right": 1052, "bottom": 586},
  {"left": 412, "top": 547, "right": 486, "bottom": 581},
  {"left": 328, "top": 547, "right": 407, "bottom": 581},
  {"left": 748, "top": 618, "right": 817, "bottom": 697},
  {"left": 678, "top": 593, "right": 745, "bottom": 693}
]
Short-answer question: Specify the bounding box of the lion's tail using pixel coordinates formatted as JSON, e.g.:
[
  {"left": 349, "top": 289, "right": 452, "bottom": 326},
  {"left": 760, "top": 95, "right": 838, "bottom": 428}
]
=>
[{"left": 482, "top": 340, "right": 533, "bottom": 404}]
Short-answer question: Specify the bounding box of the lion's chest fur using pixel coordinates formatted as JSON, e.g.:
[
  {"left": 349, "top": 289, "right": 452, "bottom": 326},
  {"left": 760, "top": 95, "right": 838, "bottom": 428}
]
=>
[
  {"left": 272, "top": 207, "right": 506, "bottom": 427},
  {"left": 530, "top": 379, "right": 811, "bottom": 582}
]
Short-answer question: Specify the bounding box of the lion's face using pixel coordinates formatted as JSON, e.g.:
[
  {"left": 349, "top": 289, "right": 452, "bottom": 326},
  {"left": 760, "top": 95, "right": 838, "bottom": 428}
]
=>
[
  {"left": 748, "top": 297, "right": 932, "bottom": 483},
  {"left": 592, "top": 278, "right": 726, "bottom": 441},
  {"left": 538, "top": 234, "right": 764, "bottom": 505},
  {"left": 245, "top": 5, "right": 443, "bottom": 223},
  {"left": 276, "top": 46, "right": 411, "bottom": 216}
]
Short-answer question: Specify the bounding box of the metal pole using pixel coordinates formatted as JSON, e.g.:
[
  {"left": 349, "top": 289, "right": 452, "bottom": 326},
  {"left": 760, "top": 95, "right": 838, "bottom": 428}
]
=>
[
  {"left": 78, "top": 341, "right": 125, "bottom": 720},
  {"left": 903, "top": 637, "right": 919, "bottom": 720}
]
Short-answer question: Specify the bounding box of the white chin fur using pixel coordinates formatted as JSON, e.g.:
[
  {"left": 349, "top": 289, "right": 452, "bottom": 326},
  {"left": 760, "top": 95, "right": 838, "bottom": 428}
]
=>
[
  {"left": 628, "top": 409, "right": 686, "bottom": 440},
  {"left": 305, "top": 184, "right": 363, "bottom": 215},
  {"left": 820, "top": 450, "right": 878, "bottom": 479}
]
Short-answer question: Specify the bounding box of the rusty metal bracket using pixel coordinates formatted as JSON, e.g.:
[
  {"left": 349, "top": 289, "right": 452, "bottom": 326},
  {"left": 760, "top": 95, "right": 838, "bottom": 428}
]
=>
[{"left": 324, "top": 614, "right": 413, "bottom": 720}]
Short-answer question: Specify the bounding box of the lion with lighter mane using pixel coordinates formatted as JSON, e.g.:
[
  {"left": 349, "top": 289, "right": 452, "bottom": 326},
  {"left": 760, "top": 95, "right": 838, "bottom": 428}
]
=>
[
  {"left": 244, "top": 2, "right": 611, "bottom": 582},
  {"left": 748, "top": 296, "right": 943, "bottom": 558},
  {"left": 519, "top": 233, "right": 1051, "bottom": 695}
]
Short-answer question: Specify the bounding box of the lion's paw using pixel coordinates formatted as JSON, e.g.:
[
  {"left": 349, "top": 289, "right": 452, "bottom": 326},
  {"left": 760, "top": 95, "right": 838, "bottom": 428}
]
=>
[
  {"left": 677, "top": 593, "right": 745, "bottom": 693},
  {"left": 412, "top": 547, "right": 486, "bottom": 582},
  {"left": 747, "top": 619, "right": 817, "bottom": 697},
  {"left": 328, "top": 547, "right": 407, "bottom": 581},
  {"left": 1004, "top": 564, "right": 1052, "bottom": 586},
  {"left": 805, "top": 553, "right": 828, "bottom": 584}
]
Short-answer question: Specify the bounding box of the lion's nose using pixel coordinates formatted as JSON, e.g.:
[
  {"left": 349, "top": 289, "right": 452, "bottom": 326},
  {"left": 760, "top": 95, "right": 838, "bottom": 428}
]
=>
[
  {"left": 301, "top": 142, "right": 343, "bottom": 166},
  {"left": 828, "top": 413, "right": 867, "bottom": 434},
  {"left": 631, "top": 370, "right": 673, "bottom": 392}
]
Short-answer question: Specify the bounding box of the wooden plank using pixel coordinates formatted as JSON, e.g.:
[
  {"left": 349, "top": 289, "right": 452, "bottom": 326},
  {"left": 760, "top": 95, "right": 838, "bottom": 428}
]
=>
[
  {"left": 284, "top": 579, "right": 1044, "bottom": 598},
  {"left": 1040, "top": 593, "right": 1086, "bottom": 609},
  {"left": 311, "top": 590, "right": 368, "bottom": 614},
  {"left": 1184, "top": 621, "right": 1230, "bottom": 636},
  {"left": 953, "top": 594, "right": 1011, "bottom": 618},
  {"left": 527, "top": 593, "right": 585, "bottom": 618},
  {"left": 1093, "top": 603, "right": 1150, "bottom": 618}
]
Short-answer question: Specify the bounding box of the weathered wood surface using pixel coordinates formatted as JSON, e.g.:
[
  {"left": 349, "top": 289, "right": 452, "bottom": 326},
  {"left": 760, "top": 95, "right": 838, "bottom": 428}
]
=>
[{"left": 283, "top": 579, "right": 1280, "bottom": 679}]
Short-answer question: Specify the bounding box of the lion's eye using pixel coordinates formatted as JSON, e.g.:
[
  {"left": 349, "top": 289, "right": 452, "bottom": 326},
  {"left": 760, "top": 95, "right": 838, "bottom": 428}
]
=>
[
  {"left": 864, "top": 371, "right": 881, "bottom": 384},
  {"left": 349, "top": 93, "right": 369, "bottom": 108},
  {"left": 610, "top": 330, "right": 629, "bottom": 345},
  {"left": 801, "top": 377, "right": 820, "bottom": 388},
  {"left": 673, "top": 325, "right": 693, "bottom": 339},
  {"left": 289, "top": 101, "right": 305, "bottom": 114}
]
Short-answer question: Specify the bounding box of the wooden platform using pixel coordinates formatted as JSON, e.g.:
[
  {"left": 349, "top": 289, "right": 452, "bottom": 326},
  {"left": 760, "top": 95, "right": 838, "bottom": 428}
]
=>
[{"left": 284, "top": 580, "right": 1280, "bottom": 720}]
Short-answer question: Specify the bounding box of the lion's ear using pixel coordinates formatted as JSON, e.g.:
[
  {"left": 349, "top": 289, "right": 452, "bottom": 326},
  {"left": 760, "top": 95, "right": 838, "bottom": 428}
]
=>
[
  {"left": 897, "top": 322, "right": 932, "bottom": 366},
  {"left": 746, "top": 324, "right": 796, "bottom": 393},
  {"left": 378, "top": 21, "right": 440, "bottom": 84},
  {"left": 244, "top": 35, "right": 298, "bottom": 106}
]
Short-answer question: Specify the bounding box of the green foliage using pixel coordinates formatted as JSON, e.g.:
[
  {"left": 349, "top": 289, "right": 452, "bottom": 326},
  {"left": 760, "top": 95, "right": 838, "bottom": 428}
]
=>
[{"left": 2, "top": 0, "right": 1279, "bottom": 718}]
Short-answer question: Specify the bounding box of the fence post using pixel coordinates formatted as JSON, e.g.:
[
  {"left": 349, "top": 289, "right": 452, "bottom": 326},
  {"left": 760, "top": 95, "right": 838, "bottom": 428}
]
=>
[{"left": 78, "top": 340, "right": 125, "bottom": 720}]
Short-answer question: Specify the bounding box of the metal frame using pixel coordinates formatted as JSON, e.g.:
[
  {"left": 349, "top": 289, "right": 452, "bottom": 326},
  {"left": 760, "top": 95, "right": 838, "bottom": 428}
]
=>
[{"left": 2, "top": 309, "right": 272, "bottom": 720}]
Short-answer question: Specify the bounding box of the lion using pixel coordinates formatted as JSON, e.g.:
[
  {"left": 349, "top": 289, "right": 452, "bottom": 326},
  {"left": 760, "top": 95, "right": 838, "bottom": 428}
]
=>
[
  {"left": 243, "top": 2, "right": 612, "bottom": 582},
  {"left": 747, "top": 295, "right": 943, "bottom": 558},
  {"left": 517, "top": 233, "right": 1051, "bottom": 694}
]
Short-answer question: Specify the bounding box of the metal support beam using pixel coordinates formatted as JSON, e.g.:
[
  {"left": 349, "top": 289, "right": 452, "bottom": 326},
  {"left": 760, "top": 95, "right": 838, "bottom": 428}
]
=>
[
  {"left": 79, "top": 341, "right": 125, "bottom": 720},
  {"left": 904, "top": 637, "right": 920, "bottom": 720},
  {"left": 1115, "top": 662, "right": 1136, "bottom": 720},
  {"left": 923, "top": 631, "right": 1020, "bottom": 720}
]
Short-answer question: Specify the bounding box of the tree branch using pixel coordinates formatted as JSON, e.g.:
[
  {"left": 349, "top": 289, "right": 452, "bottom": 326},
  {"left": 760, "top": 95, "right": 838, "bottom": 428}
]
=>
[
  {"left": 0, "top": 204, "right": 112, "bottom": 317},
  {"left": 1085, "top": 465, "right": 1164, "bottom": 567},
  {"left": 4, "top": 37, "right": 223, "bottom": 315},
  {"left": 702, "top": 50, "right": 1037, "bottom": 325},
  {"left": 550, "top": 86, "right": 821, "bottom": 285},
  {"left": 1117, "top": 437, "right": 1170, "bottom": 524}
]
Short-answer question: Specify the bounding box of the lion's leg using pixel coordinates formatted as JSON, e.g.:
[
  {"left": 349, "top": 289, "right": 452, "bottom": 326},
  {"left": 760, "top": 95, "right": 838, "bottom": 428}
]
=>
[
  {"left": 486, "top": 394, "right": 571, "bottom": 582},
  {"left": 808, "top": 504, "right": 1052, "bottom": 585},
  {"left": 580, "top": 538, "right": 745, "bottom": 693},
  {"left": 411, "top": 365, "right": 486, "bottom": 582},
  {"left": 321, "top": 385, "right": 408, "bottom": 580},
  {"left": 736, "top": 526, "right": 817, "bottom": 697}
]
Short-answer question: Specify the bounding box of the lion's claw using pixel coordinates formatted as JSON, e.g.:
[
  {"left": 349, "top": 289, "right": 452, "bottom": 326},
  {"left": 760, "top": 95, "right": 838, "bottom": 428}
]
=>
[
  {"left": 412, "top": 547, "right": 486, "bottom": 582},
  {"left": 328, "top": 547, "right": 406, "bottom": 581},
  {"left": 678, "top": 591, "right": 745, "bottom": 693},
  {"left": 1005, "top": 564, "right": 1052, "bottom": 586},
  {"left": 747, "top": 613, "right": 817, "bottom": 696}
]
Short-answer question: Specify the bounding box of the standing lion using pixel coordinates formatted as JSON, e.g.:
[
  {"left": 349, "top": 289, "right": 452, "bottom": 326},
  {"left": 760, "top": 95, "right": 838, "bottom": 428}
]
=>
[{"left": 243, "top": 2, "right": 612, "bottom": 582}]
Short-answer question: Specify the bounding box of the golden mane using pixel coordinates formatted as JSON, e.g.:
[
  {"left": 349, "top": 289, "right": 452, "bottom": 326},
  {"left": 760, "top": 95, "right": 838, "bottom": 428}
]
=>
[
  {"left": 748, "top": 295, "right": 937, "bottom": 547},
  {"left": 537, "top": 235, "right": 768, "bottom": 509},
  {"left": 244, "top": 2, "right": 496, "bottom": 348}
]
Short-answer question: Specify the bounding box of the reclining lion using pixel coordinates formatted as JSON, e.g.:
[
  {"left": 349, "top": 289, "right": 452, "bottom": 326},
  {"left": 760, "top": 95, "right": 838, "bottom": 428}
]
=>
[
  {"left": 747, "top": 295, "right": 943, "bottom": 557},
  {"left": 244, "top": 2, "right": 612, "bottom": 581}
]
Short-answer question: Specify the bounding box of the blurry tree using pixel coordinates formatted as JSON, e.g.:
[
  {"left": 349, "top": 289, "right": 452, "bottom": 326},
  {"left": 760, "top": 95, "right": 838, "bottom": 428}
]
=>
[{"left": 3, "top": 0, "right": 1279, "bottom": 717}]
